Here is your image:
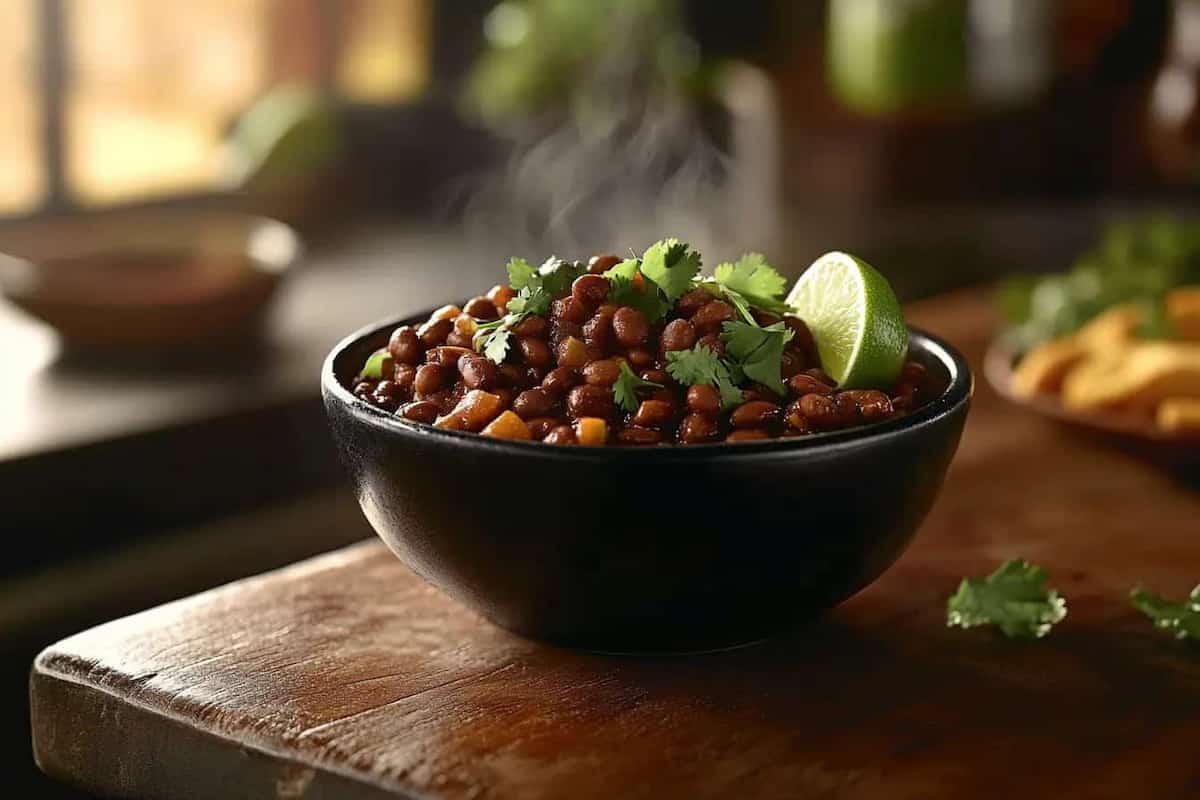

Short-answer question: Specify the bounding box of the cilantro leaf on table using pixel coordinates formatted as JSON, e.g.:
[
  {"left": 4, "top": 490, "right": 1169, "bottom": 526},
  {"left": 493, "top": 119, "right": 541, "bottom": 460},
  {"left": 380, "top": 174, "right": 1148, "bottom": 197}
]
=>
[
  {"left": 641, "top": 238, "right": 702, "bottom": 302},
  {"left": 612, "top": 362, "right": 664, "bottom": 413},
  {"left": 608, "top": 274, "right": 671, "bottom": 322},
  {"left": 665, "top": 344, "right": 744, "bottom": 410},
  {"left": 720, "top": 320, "right": 794, "bottom": 396},
  {"left": 506, "top": 257, "right": 537, "bottom": 290},
  {"left": 359, "top": 348, "right": 389, "bottom": 380},
  {"left": 713, "top": 253, "right": 790, "bottom": 313},
  {"left": 946, "top": 559, "right": 1067, "bottom": 639},
  {"left": 1131, "top": 584, "right": 1200, "bottom": 641}
]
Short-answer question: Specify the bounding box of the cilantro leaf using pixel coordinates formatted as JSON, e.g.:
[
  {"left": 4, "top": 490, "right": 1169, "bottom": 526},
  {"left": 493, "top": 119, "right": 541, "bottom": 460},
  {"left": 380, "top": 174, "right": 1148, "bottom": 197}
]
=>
[
  {"left": 665, "top": 343, "right": 744, "bottom": 411},
  {"left": 641, "top": 238, "right": 701, "bottom": 302},
  {"left": 506, "top": 257, "right": 537, "bottom": 290},
  {"left": 607, "top": 274, "right": 671, "bottom": 322},
  {"left": 664, "top": 343, "right": 722, "bottom": 385},
  {"left": 720, "top": 320, "right": 794, "bottom": 396},
  {"left": 536, "top": 256, "right": 586, "bottom": 298},
  {"left": 1131, "top": 584, "right": 1200, "bottom": 641},
  {"left": 603, "top": 258, "right": 641, "bottom": 281},
  {"left": 723, "top": 287, "right": 758, "bottom": 325},
  {"left": 716, "top": 373, "right": 746, "bottom": 409},
  {"left": 507, "top": 285, "right": 550, "bottom": 318},
  {"left": 946, "top": 559, "right": 1067, "bottom": 639},
  {"left": 474, "top": 282, "right": 550, "bottom": 364},
  {"left": 613, "top": 362, "right": 663, "bottom": 413},
  {"left": 714, "top": 253, "right": 788, "bottom": 307},
  {"left": 482, "top": 328, "right": 512, "bottom": 364},
  {"left": 360, "top": 348, "right": 389, "bottom": 379}
]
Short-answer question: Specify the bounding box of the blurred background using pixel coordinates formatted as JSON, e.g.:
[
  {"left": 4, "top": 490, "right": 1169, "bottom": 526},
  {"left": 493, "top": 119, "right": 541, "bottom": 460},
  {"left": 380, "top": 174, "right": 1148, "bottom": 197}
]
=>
[{"left": 2, "top": 0, "right": 1197, "bottom": 794}]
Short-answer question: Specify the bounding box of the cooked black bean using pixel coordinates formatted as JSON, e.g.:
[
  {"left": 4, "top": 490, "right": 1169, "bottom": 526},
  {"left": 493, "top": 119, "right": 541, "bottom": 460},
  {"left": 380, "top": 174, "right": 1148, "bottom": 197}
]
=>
[
  {"left": 572, "top": 274, "right": 610, "bottom": 306},
  {"left": 678, "top": 412, "right": 720, "bottom": 444},
  {"left": 541, "top": 366, "right": 579, "bottom": 395},
  {"left": 582, "top": 359, "right": 621, "bottom": 387},
  {"left": 512, "top": 388, "right": 555, "bottom": 419},
  {"left": 587, "top": 254, "right": 622, "bottom": 274},
  {"left": 686, "top": 384, "right": 720, "bottom": 415},
  {"left": 459, "top": 355, "right": 499, "bottom": 390},
  {"left": 567, "top": 384, "right": 615, "bottom": 418},
  {"left": 660, "top": 319, "right": 697, "bottom": 352},
  {"left": 388, "top": 326, "right": 422, "bottom": 365},
  {"left": 463, "top": 296, "right": 499, "bottom": 320},
  {"left": 398, "top": 400, "right": 440, "bottom": 424},
  {"left": 612, "top": 307, "right": 650, "bottom": 347}
]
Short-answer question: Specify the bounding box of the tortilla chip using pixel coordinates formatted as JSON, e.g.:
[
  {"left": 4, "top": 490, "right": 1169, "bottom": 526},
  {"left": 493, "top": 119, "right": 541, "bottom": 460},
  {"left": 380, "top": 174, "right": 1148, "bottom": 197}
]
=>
[
  {"left": 1167, "top": 286, "right": 1200, "bottom": 340},
  {"left": 1011, "top": 304, "right": 1141, "bottom": 397},
  {"left": 1157, "top": 397, "right": 1200, "bottom": 433},
  {"left": 1012, "top": 337, "right": 1089, "bottom": 396},
  {"left": 1075, "top": 303, "right": 1142, "bottom": 349},
  {"left": 1061, "top": 343, "right": 1200, "bottom": 411}
]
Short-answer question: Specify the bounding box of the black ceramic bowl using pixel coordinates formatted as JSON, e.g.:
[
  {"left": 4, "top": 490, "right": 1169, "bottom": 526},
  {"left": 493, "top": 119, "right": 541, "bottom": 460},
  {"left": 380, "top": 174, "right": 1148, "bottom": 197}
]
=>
[{"left": 323, "top": 313, "right": 973, "bottom": 652}]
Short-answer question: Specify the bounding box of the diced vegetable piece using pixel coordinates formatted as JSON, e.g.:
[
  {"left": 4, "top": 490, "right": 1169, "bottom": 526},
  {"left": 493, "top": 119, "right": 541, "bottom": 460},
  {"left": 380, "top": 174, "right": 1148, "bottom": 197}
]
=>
[
  {"left": 574, "top": 417, "right": 608, "bottom": 446},
  {"left": 360, "top": 348, "right": 392, "bottom": 380},
  {"left": 482, "top": 410, "right": 532, "bottom": 440},
  {"left": 438, "top": 389, "right": 505, "bottom": 432}
]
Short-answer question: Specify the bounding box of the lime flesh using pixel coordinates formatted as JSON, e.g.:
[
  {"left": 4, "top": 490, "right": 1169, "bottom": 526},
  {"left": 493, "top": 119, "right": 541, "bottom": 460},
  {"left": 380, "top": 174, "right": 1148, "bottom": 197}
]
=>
[{"left": 786, "top": 251, "right": 908, "bottom": 389}]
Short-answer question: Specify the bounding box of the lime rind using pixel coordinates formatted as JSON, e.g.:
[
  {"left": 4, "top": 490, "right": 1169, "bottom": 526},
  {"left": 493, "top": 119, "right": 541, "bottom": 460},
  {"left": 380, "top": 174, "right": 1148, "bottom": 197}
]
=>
[{"left": 786, "top": 251, "right": 908, "bottom": 389}]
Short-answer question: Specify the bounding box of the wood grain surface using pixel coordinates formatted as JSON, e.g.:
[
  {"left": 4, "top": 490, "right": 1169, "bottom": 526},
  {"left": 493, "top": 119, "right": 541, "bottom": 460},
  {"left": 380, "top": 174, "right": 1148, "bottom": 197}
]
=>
[{"left": 30, "top": 288, "right": 1200, "bottom": 800}]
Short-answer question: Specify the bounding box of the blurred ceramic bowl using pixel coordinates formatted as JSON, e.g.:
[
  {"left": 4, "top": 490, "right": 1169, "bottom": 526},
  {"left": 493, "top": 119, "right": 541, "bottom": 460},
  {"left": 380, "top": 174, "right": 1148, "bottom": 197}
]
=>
[{"left": 0, "top": 208, "right": 301, "bottom": 351}]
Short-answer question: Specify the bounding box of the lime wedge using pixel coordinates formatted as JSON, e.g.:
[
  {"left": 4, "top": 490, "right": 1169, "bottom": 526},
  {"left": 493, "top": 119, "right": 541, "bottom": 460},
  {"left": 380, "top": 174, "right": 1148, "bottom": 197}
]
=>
[{"left": 786, "top": 251, "right": 908, "bottom": 389}]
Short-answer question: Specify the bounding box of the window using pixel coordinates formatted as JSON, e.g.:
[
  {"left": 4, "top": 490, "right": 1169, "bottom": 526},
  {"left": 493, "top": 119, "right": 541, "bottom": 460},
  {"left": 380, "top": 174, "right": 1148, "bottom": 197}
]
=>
[
  {"left": 0, "top": 0, "right": 44, "bottom": 215},
  {"left": 1, "top": 0, "right": 432, "bottom": 214}
]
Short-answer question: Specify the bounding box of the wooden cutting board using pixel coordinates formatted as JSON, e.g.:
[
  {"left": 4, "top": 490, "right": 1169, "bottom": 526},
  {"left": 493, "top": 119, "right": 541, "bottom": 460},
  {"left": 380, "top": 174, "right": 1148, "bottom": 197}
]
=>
[{"left": 30, "top": 289, "right": 1200, "bottom": 799}]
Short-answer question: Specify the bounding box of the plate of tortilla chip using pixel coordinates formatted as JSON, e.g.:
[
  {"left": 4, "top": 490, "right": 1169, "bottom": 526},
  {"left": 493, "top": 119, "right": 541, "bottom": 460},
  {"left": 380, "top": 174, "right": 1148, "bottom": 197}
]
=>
[
  {"left": 989, "top": 217, "right": 1200, "bottom": 462},
  {"left": 988, "top": 291, "right": 1200, "bottom": 439}
]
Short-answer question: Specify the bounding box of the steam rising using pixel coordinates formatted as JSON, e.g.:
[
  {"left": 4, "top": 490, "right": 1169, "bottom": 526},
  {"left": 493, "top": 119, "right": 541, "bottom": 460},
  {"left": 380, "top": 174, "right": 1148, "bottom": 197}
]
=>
[{"left": 443, "top": 64, "right": 780, "bottom": 267}]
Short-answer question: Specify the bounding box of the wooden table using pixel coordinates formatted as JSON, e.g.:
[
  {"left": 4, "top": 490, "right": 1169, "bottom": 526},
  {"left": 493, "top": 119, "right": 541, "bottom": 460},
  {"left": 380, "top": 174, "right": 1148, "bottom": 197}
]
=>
[{"left": 30, "top": 289, "right": 1200, "bottom": 800}]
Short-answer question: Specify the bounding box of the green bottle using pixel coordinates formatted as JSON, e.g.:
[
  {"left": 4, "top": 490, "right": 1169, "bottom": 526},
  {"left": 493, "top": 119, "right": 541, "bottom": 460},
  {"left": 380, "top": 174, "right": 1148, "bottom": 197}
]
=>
[{"left": 827, "top": 0, "right": 968, "bottom": 115}]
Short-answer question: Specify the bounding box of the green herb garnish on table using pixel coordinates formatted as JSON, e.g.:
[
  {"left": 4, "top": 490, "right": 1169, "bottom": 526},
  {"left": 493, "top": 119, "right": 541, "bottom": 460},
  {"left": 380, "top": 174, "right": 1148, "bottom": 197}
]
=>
[
  {"left": 947, "top": 559, "right": 1067, "bottom": 639},
  {"left": 1130, "top": 584, "right": 1200, "bottom": 642}
]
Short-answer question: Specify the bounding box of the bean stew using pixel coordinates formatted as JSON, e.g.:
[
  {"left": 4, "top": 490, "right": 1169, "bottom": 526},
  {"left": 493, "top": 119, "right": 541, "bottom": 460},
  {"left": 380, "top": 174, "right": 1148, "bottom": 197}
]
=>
[{"left": 350, "top": 241, "right": 932, "bottom": 446}]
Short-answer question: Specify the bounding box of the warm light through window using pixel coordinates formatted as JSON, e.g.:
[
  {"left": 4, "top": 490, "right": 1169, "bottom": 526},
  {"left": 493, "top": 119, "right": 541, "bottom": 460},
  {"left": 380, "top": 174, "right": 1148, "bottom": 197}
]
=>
[
  {"left": 0, "top": 0, "right": 44, "bottom": 215},
  {"left": 65, "top": 0, "right": 270, "bottom": 204},
  {"left": 338, "top": 0, "right": 431, "bottom": 104}
]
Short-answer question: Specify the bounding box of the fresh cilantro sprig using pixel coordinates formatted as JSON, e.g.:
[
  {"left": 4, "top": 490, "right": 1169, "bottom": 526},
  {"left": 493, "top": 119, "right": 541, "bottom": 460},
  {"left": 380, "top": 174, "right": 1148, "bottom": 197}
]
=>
[
  {"left": 476, "top": 257, "right": 581, "bottom": 363},
  {"left": 720, "top": 320, "right": 794, "bottom": 396},
  {"left": 665, "top": 343, "right": 744, "bottom": 410},
  {"left": 1131, "top": 584, "right": 1200, "bottom": 641},
  {"left": 947, "top": 559, "right": 1067, "bottom": 639},
  {"left": 613, "top": 362, "right": 663, "bottom": 413},
  {"left": 608, "top": 274, "right": 671, "bottom": 321},
  {"left": 603, "top": 241, "right": 701, "bottom": 323},
  {"left": 711, "top": 252, "right": 791, "bottom": 314},
  {"left": 641, "top": 238, "right": 702, "bottom": 302},
  {"left": 506, "top": 257, "right": 537, "bottom": 290}
]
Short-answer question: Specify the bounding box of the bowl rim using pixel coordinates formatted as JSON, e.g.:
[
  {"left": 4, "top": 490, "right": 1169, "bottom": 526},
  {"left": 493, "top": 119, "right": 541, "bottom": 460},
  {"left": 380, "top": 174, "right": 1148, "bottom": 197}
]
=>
[{"left": 322, "top": 311, "right": 974, "bottom": 462}]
